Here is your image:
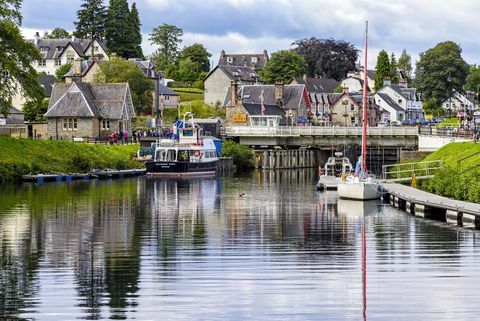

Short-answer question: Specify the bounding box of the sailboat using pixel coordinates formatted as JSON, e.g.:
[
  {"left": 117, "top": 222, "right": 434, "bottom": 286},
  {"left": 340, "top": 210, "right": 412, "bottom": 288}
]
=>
[{"left": 337, "top": 21, "right": 381, "bottom": 201}]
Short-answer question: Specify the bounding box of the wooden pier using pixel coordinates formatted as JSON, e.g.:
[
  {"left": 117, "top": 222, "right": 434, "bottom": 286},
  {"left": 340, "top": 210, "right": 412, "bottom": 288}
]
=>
[{"left": 384, "top": 183, "right": 480, "bottom": 228}]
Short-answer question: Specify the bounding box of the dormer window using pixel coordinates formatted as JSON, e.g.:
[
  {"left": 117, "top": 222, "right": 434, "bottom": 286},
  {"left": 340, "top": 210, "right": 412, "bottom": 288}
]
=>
[
  {"left": 251, "top": 57, "right": 258, "bottom": 63},
  {"left": 94, "top": 46, "right": 99, "bottom": 51},
  {"left": 227, "top": 57, "right": 233, "bottom": 63},
  {"left": 40, "top": 47, "right": 49, "bottom": 52},
  {"left": 56, "top": 46, "right": 63, "bottom": 51}
]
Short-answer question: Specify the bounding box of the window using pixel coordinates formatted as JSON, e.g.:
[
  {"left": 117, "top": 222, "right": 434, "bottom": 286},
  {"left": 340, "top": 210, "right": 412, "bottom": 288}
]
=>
[
  {"left": 63, "top": 119, "right": 67, "bottom": 130},
  {"left": 165, "top": 95, "right": 170, "bottom": 101},
  {"left": 226, "top": 57, "right": 233, "bottom": 63},
  {"left": 166, "top": 150, "right": 176, "bottom": 161},
  {"left": 56, "top": 46, "right": 63, "bottom": 51},
  {"left": 55, "top": 59, "right": 61, "bottom": 66},
  {"left": 38, "top": 59, "right": 46, "bottom": 67},
  {"left": 398, "top": 99, "right": 403, "bottom": 104},
  {"left": 94, "top": 46, "right": 99, "bottom": 51},
  {"left": 351, "top": 117, "right": 356, "bottom": 123},
  {"left": 73, "top": 118, "right": 77, "bottom": 130},
  {"left": 62, "top": 118, "right": 77, "bottom": 131},
  {"left": 102, "top": 120, "right": 110, "bottom": 130},
  {"left": 178, "top": 150, "right": 189, "bottom": 161},
  {"left": 251, "top": 57, "right": 258, "bottom": 63},
  {"left": 350, "top": 105, "right": 355, "bottom": 111},
  {"left": 66, "top": 51, "right": 75, "bottom": 63},
  {"left": 40, "top": 47, "right": 49, "bottom": 52}
]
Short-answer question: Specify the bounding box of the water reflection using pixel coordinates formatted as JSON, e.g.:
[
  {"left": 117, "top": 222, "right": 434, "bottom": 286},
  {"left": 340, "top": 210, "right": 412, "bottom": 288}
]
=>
[{"left": 0, "top": 172, "right": 479, "bottom": 320}]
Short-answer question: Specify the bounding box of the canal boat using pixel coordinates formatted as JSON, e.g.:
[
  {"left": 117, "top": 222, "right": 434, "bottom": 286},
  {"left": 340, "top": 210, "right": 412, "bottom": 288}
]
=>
[
  {"left": 337, "top": 21, "right": 381, "bottom": 201},
  {"left": 316, "top": 152, "right": 353, "bottom": 191},
  {"left": 145, "top": 113, "right": 219, "bottom": 176}
]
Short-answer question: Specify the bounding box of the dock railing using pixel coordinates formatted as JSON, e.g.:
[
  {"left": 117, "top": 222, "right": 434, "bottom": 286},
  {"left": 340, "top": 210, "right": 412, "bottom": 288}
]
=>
[{"left": 381, "top": 160, "right": 443, "bottom": 182}]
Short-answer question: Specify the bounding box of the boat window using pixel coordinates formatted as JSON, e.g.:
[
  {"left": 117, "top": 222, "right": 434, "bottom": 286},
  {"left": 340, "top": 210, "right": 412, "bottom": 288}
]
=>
[
  {"left": 156, "top": 150, "right": 166, "bottom": 161},
  {"left": 182, "top": 129, "right": 194, "bottom": 136},
  {"left": 166, "top": 150, "right": 177, "bottom": 161},
  {"left": 178, "top": 150, "right": 189, "bottom": 161}
]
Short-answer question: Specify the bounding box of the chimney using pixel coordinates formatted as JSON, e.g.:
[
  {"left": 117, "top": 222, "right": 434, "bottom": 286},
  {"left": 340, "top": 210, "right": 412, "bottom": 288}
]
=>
[
  {"left": 303, "top": 74, "right": 307, "bottom": 81},
  {"left": 71, "top": 34, "right": 76, "bottom": 42},
  {"left": 263, "top": 49, "right": 268, "bottom": 58},
  {"left": 275, "top": 81, "right": 284, "bottom": 105},
  {"left": 34, "top": 32, "right": 40, "bottom": 46},
  {"left": 342, "top": 87, "right": 349, "bottom": 93},
  {"left": 230, "top": 80, "right": 238, "bottom": 106},
  {"left": 398, "top": 80, "right": 408, "bottom": 88},
  {"left": 383, "top": 77, "right": 391, "bottom": 87},
  {"left": 221, "top": 50, "right": 225, "bottom": 58},
  {"left": 72, "top": 58, "right": 83, "bottom": 82}
]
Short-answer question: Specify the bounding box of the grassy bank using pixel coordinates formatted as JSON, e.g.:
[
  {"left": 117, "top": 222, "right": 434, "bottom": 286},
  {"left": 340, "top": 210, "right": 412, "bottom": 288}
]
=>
[
  {"left": 0, "top": 138, "right": 140, "bottom": 181},
  {"left": 417, "top": 142, "right": 480, "bottom": 202}
]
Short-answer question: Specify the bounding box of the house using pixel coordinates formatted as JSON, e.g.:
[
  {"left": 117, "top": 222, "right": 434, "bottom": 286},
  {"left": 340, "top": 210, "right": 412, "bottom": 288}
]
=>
[
  {"left": 224, "top": 82, "right": 311, "bottom": 126},
  {"left": 31, "top": 32, "right": 109, "bottom": 76},
  {"left": 64, "top": 58, "right": 101, "bottom": 83},
  {"left": 218, "top": 50, "right": 269, "bottom": 72},
  {"left": 195, "top": 118, "right": 223, "bottom": 137},
  {"left": 44, "top": 82, "right": 135, "bottom": 140},
  {"left": 11, "top": 75, "right": 57, "bottom": 110},
  {"left": 441, "top": 91, "right": 477, "bottom": 116},
  {"left": 374, "top": 93, "right": 405, "bottom": 123},
  {"left": 155, "top": 85, "right": 180, "bottom": 108},
  {"left": 129, "top": 58, "right": 158, "bottom": 79},
  {"left": 346, "top": 66, "right": 376, "bottom": 92},
  {"left": 340, "top": 76, "right": 368, "bottom": 93},
  {"left": 376, "top": 80, "right": 423, "bottom": 121},
  {"left": 0, "top": 106, "right": 25, "bottom": 126},
  {"left": 204, "top": 65, "right": 262, "bottom": 106},
  {"left": 289, "top": 76, "right": 339, "bottom": 94}
]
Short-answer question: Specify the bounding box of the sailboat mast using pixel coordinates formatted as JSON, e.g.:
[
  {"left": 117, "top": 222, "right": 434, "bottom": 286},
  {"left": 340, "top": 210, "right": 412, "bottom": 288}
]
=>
[{"left": 362, "top": 21, "right": 369, "bottom": 173}]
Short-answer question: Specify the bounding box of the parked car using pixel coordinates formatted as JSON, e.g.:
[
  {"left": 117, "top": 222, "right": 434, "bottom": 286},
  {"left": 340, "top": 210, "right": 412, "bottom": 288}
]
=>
[{"left": 401, "top": 120, "right": 412, "bottom": 126}]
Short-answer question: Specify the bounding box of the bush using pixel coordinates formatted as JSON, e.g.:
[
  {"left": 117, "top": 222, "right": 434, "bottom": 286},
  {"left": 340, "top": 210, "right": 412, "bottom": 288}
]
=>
[
  {"left": 71, "top": 153, "right": 92, "bottom": 172},
  {"left": 222, "top": 140, "right": 254, "bottom": 170}
]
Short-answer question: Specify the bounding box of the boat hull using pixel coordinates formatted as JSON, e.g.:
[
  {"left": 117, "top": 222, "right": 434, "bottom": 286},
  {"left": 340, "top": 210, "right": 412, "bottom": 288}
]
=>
[
  {"left": 316, "top": 175, "right": 342, "bottom": 191},
  {"left": 337, "top": 182, "right": 381, "bottom": 200},
  {"left": 145, "top": 160, "right": 217, "bottom": 176}
]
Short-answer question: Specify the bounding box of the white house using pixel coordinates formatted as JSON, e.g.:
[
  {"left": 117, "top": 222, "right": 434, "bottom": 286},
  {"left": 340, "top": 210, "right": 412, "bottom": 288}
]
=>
[
  {"left": 376, "top": 80, "right": 423, "bottom": 121},
  {"left": 374, "top": 92, "right": 405, "bottom": 123},
  {"left": 441, "top": 91, "right": 477, "bottom": 116},
  {"left": 340, "top": 76, "right": 366, "bottom": 93},
  {"left": 31, "top": 32, "right": 109, "bottom": 76}
]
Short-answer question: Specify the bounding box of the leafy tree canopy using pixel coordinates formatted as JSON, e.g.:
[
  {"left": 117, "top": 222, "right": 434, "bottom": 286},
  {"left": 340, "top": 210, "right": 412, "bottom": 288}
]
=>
[
  {"left": 95, "top": 57, "right": 155, "bottom": 113},
  {"left": 74, "top": 0, "right": 107, "bottom": 40},
  {"left": 293, "top": 37, "right": 358, "bottom": 81},
  {"left": 179, "top": 43, "right": 211, "bottom": 73},
  {"left": 55, "top": 63, "right": 72, "bottom": 82},
  {"left": 106, "top": 0, "right": 137, "bottom": 58},
  {"left": 129, "top": 2, "right": 143, "bottom": 58},
  {"left": 23, "top": 99, "right": 49, "bottom": 122},
  {"left": 414, "top": 41, "right": 469, "bottom": 102},
  {"left": 374, "top": 50, "right": 390, "bottom": 91},
  {"left": 390, "top": 53, "right": 399, "bottom": 84},
  {"left": 150, "top": 24, "right": 183, "bottom": 70},
  {"left": 398, "top": 49, "right": 412, "bottom": 80},
  {"left": 260, "top": 50, "right": 307, "bottom": 84},
  {"left": 44, "top": 27, "right": 70, "bottom": 39},
  {"left": 465, "top": 65, "right": 480, "bottom": 93}
]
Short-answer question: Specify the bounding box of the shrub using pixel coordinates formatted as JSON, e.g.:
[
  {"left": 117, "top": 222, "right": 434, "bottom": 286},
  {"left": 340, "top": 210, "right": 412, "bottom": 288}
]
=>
[
  {"left": 71, "top": 154, "right": 92, "bottom": 172},
  {"left": 222, "top": 140, "right": 254, "bottom": 170}
]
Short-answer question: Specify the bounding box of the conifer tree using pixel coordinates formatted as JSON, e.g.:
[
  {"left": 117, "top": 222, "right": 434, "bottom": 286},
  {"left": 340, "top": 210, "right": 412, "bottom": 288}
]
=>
[
  {"left": 74, "top": 0, "right": 107, "bottom": 40},
  {"left": 374, "top": 50, "right": 391, "bottom": 91},
  {"left": 106, "top": 0, "right": 136, "bottom": 59},
  {"left": 129, "top": 2, "right": 143, "bottom": 58},
  {"left": 390, "top": 53, "right": 399, "bottom": 84},
  {"left": 398, "top": 49, "right": 412, "bottom": 80}
]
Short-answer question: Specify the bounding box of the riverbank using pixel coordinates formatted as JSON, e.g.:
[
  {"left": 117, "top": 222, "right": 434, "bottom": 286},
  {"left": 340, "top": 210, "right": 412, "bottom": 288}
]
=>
[{"left": 0, "top": 137, "right": 141, "bottom": 182}]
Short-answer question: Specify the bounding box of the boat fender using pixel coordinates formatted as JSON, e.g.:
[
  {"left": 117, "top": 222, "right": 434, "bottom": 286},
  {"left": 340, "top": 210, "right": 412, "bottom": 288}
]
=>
[
  {"left": 194, "top": 150, "right": 201, "bottom": 157},
  {"left": 341, "top": 173, "right": 349, "bottom": 182}
]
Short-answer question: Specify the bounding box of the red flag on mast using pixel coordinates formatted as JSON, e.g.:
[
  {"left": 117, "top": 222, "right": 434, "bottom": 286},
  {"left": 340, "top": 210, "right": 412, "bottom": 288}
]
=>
[{"left": 260, "top": 89, "right": 265, "bottom": 115}]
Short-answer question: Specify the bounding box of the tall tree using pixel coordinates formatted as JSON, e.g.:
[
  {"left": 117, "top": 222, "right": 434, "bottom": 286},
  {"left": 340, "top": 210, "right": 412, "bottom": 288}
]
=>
[
  {"left": 44, "top": 27, "right": 70, "bottom": 39},
  {"left": 129, "top": 2, "right": 143, "bottom": 58},
  {"left": 415, "top": 41, "right": 469, "bottom": 102},
  {"left": 398, "top": 49, "right": 412, "bottom": 80},
  {"left": 374, "top": 50, "right": 391, "bottom": 91},
  {"left": 0, "top": 0, "right": 44, "bottom": 117},
  {"left": 389, "top": 53, "right": 399, "bottom": 84},
  {"left": 74, "top": 0, "right": 107, "bottom": 40},
  {"left": 259, "top": 50, "right": 307, "bottom": 84},
  {"left": 179, "top": 43, "right": 211, "bottom": 73},
  {"left": 465, "top": 65, "right": 480, "bottom": 94},
  {"left": 292, "top": 37, "right": 358, "bottom": 81},
  {"left": 150, "top": 24, "right": 183, "bottom": 70},
  {"left": 106, "top": 0, "right": 136, "bottom": 58}
]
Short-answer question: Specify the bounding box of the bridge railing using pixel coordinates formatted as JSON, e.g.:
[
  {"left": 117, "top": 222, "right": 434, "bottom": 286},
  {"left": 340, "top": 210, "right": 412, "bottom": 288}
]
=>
[
  {"left": 381, "top": 160, "right": 443, "bottom": 181},
  {"left": 223, "top": 126, "right": 419, "bottom": 137}
]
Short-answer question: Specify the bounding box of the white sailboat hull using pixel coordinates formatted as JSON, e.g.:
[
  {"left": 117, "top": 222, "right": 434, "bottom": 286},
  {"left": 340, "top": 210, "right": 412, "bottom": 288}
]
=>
[
  {"left": 337, "top": 181, "right": 381, "bottom": 200},
  {"left": 316, "top": 175, "right": 341, "bottom": 190}
]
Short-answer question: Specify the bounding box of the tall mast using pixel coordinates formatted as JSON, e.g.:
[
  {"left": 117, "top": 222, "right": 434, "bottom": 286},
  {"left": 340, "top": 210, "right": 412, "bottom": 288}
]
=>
[{"left": 362, "top": 21, "right": 369, "bottom": 173}]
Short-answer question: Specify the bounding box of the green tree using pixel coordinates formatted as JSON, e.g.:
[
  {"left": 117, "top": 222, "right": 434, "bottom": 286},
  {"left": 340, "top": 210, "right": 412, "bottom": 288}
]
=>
[
  {"left": 415, "top": 41, "right": 469, "bottom": 102},
  {"left": 106, "top": 0, "right": 136, "bottom": 58},
  {"left": 23, "top": 99, "right": 49, "bottom": 121},
  {"left": 221, "top": 140, "right": 254, "bottom": 170},
  {"left": 260, "top": 50, "right": 307, "bottom": 84},
  {"left": 179, "top": 43, "right": 211, "bottom": 73},
  {"left": 129, "top": 2, "right": 143, "bottom": 58},
  {"left": 44, "top": 27, "right": 70, "bottom": 39},
  {"left": 74, "top": 0, "right": 107, "bottom": 40},
  {"left": 175, "top": 58, "right": 200, "bottom": 83},
  {"left": 390, "top": 53, "right": 399, "bottom": 84},
  {"left": 150, "top": 24, "right": 183, "bottom": 70},
  {"left": 55, "top": 62, "right": 72, "bottom": 82},
  {"left": 398, "top": 49, "right": 412, "bottom": 80},
  {"left": 0, "top": 0, "right": 44, "bottom": 117},
  {"left": 95, "top": 57, "right": 154, "bottom": 113},
  {"left": 374, "top": 50, "right": 390, "bottom": 91},
  {"left": 465, "top": 65, "right": 480, "bottom": 94}
]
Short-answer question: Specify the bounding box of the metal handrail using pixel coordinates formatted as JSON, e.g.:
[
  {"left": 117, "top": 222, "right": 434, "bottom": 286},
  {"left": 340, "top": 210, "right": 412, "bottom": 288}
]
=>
[{"left": 381, "top": 160, "right": 443, "bottom": 180}]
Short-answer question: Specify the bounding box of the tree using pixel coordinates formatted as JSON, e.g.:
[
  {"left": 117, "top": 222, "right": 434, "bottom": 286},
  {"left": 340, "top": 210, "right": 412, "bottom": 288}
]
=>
[
  {"left": 374, "top": 50, "right": 390, "bottom": 91},
  {"left": 106, "top": 0, "right": 136, "bottom": 58},
  {"left": 44, "top": 27, "right": 70, "bottom": 39},
  {"left": 465, "top": 65, "right": 480, "bottom": 94},
  {"left": 23, "top": 99, "right": 49, "bottom": 122},
  {"left": 179, "top": 43, "right": 211, "bottom": 73},
  {"left": 74, "top": 0, "right": 107, "bottom": 40},
  {"left": 390, "top": 53, "right": 399, "bottom": 84},
  {"left": 95, "top": 57, "right": 155, "bottom": 113},
  {"left": 55, "top": 63, "right": 72, "bottom": 82},
  {"left": 398, "top": 49, "right": 412, "bottom": 80},
  {"left": 150, "top": 24, "right": 183, "bottom": 70},
  {"left": 175, "top": 58, "right": 200, "bottom": 83},
  {"left": 129, "top": 2, "right": 143, "bottom": 58},
  {"left": 292, "top": 38, "right": 359, "bottom": 81},
  {"left": 260, "top": 50, "right": 307, "bottom": 84},
  {"left": 415, "top": 41, "right": 469, "bottom": 102},
  {"left": 0, "top": 0, "right": 44, "bottom": 117}
]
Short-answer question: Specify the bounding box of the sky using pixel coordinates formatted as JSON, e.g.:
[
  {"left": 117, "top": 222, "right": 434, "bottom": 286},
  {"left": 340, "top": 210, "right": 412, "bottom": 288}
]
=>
[{"left": 19, "top": 0, "right": 480, "bottom": 70}]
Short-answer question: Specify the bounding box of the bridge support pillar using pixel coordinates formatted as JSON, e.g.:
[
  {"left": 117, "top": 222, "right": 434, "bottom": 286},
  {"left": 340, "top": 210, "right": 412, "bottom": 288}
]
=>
[
  {"left": 446, "top": 210, "right": 462, "bottom": 226},
  {"left": 414, "top": 204, "right": 426, "bottom": 218},
  {"left": 462, "top": 213, "right": 479, "bottom": 229},
  {"left": 390, "top": 195, "right": 395, "bottom": 206},
  {"left": 262, "top": 151, "right": 268, "bottom": 169},
  {"left": 406, "top": 201, "right": 413, "bottom": 214}
]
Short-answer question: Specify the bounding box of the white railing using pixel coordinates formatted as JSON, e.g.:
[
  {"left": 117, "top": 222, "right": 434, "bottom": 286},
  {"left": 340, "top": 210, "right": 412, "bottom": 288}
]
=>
[
  {"left": 223, "top": 126, "right": 419, "bottom": 137},
  {"left": 381, "top": 160, "right": 443, "bottom": 181}
]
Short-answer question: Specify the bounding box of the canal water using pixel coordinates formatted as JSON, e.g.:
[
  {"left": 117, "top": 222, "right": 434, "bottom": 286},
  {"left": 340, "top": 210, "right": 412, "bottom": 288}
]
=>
[{"left": 1, "top": 171, "right": 480, "bottom": 320}]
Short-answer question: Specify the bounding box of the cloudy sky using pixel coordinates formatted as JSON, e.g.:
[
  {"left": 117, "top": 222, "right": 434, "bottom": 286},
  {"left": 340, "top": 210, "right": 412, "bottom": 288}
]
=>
[{"left": 19, "top": 0, "right": 480, "bottom": 69}]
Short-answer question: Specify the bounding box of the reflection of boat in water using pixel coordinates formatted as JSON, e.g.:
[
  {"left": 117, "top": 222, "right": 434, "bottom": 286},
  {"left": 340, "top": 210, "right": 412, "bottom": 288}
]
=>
[
  {"left": 337, "top": 198, "right": 380, "bottom": 217},
  {"left": 316, "top": 152, "right": 353, "bottom": 191}
]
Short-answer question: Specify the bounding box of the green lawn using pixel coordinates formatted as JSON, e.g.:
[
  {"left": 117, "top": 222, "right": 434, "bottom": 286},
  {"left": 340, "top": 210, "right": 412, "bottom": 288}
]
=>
[
  {"left": 423, "top": 142, "right": 480, "bottom": 169},
  {"left": 179, "top": 91, "right": 204, "bottom": 103}
]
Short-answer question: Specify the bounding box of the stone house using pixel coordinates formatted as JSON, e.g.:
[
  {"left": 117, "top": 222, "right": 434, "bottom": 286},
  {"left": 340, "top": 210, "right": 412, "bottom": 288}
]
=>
[
  {"left": 12, "top": 75, "right": 57, "bottom": 110},
  {"left": 224, "top": 82, "right": 311, "bottom": 126},
  {"left": 218, "top": 50, "right": 269, "bottom": 72},
  {"left": 64, "top": 59, "right": 101, "bottom": 83},
  {"left": 44, "top": 82, "right": 135, "bottom": 139},
  {"left": 204, "top": 65, "right": 262, "bottom": 106},
  {"left": 31, "top": 32, "right": 109, "bottom": 76},
  {"left": 155, "top": 85, "right": 180, "bottom": 109}
]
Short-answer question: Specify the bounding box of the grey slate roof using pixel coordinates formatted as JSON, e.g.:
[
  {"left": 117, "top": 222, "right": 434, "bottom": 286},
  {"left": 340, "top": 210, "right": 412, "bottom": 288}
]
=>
[
  {"left": 45, "top": 82, "right": 134, "bottom": 119},
  {"left": 224, "top": 84, "right": 306, "bottom": 109},
  {"left": 158, "top": 84, "right": 179, "bottom": 96},
  {"left": 33, "top": 38, "right": 107, "bottom": 60},
  {"left": 377, "top": 93, "right": 404, "bottom": 112},
  {"left": 64, "top": 60, "right": 96, "bottom": 78},
  {"left": 218, "top": 51, "right": 268, "bottom": 70},
  {"left": 206, "top": 65, "right": 261, "bottom": 83},
  {"left": 243, "top": 103, "right": 285, "bottom": 116},
  {"left": 37, "top": 75, "right": 56, "bottom": 97},
  {"left": 129, "top": 58, "right": 158, "bottom": 79},
  {"left": 390, "top": 85, "right": 420, "bottom": 101},
  {"left": 291, "top": 77, "right": 339, "bottom": 93}
]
